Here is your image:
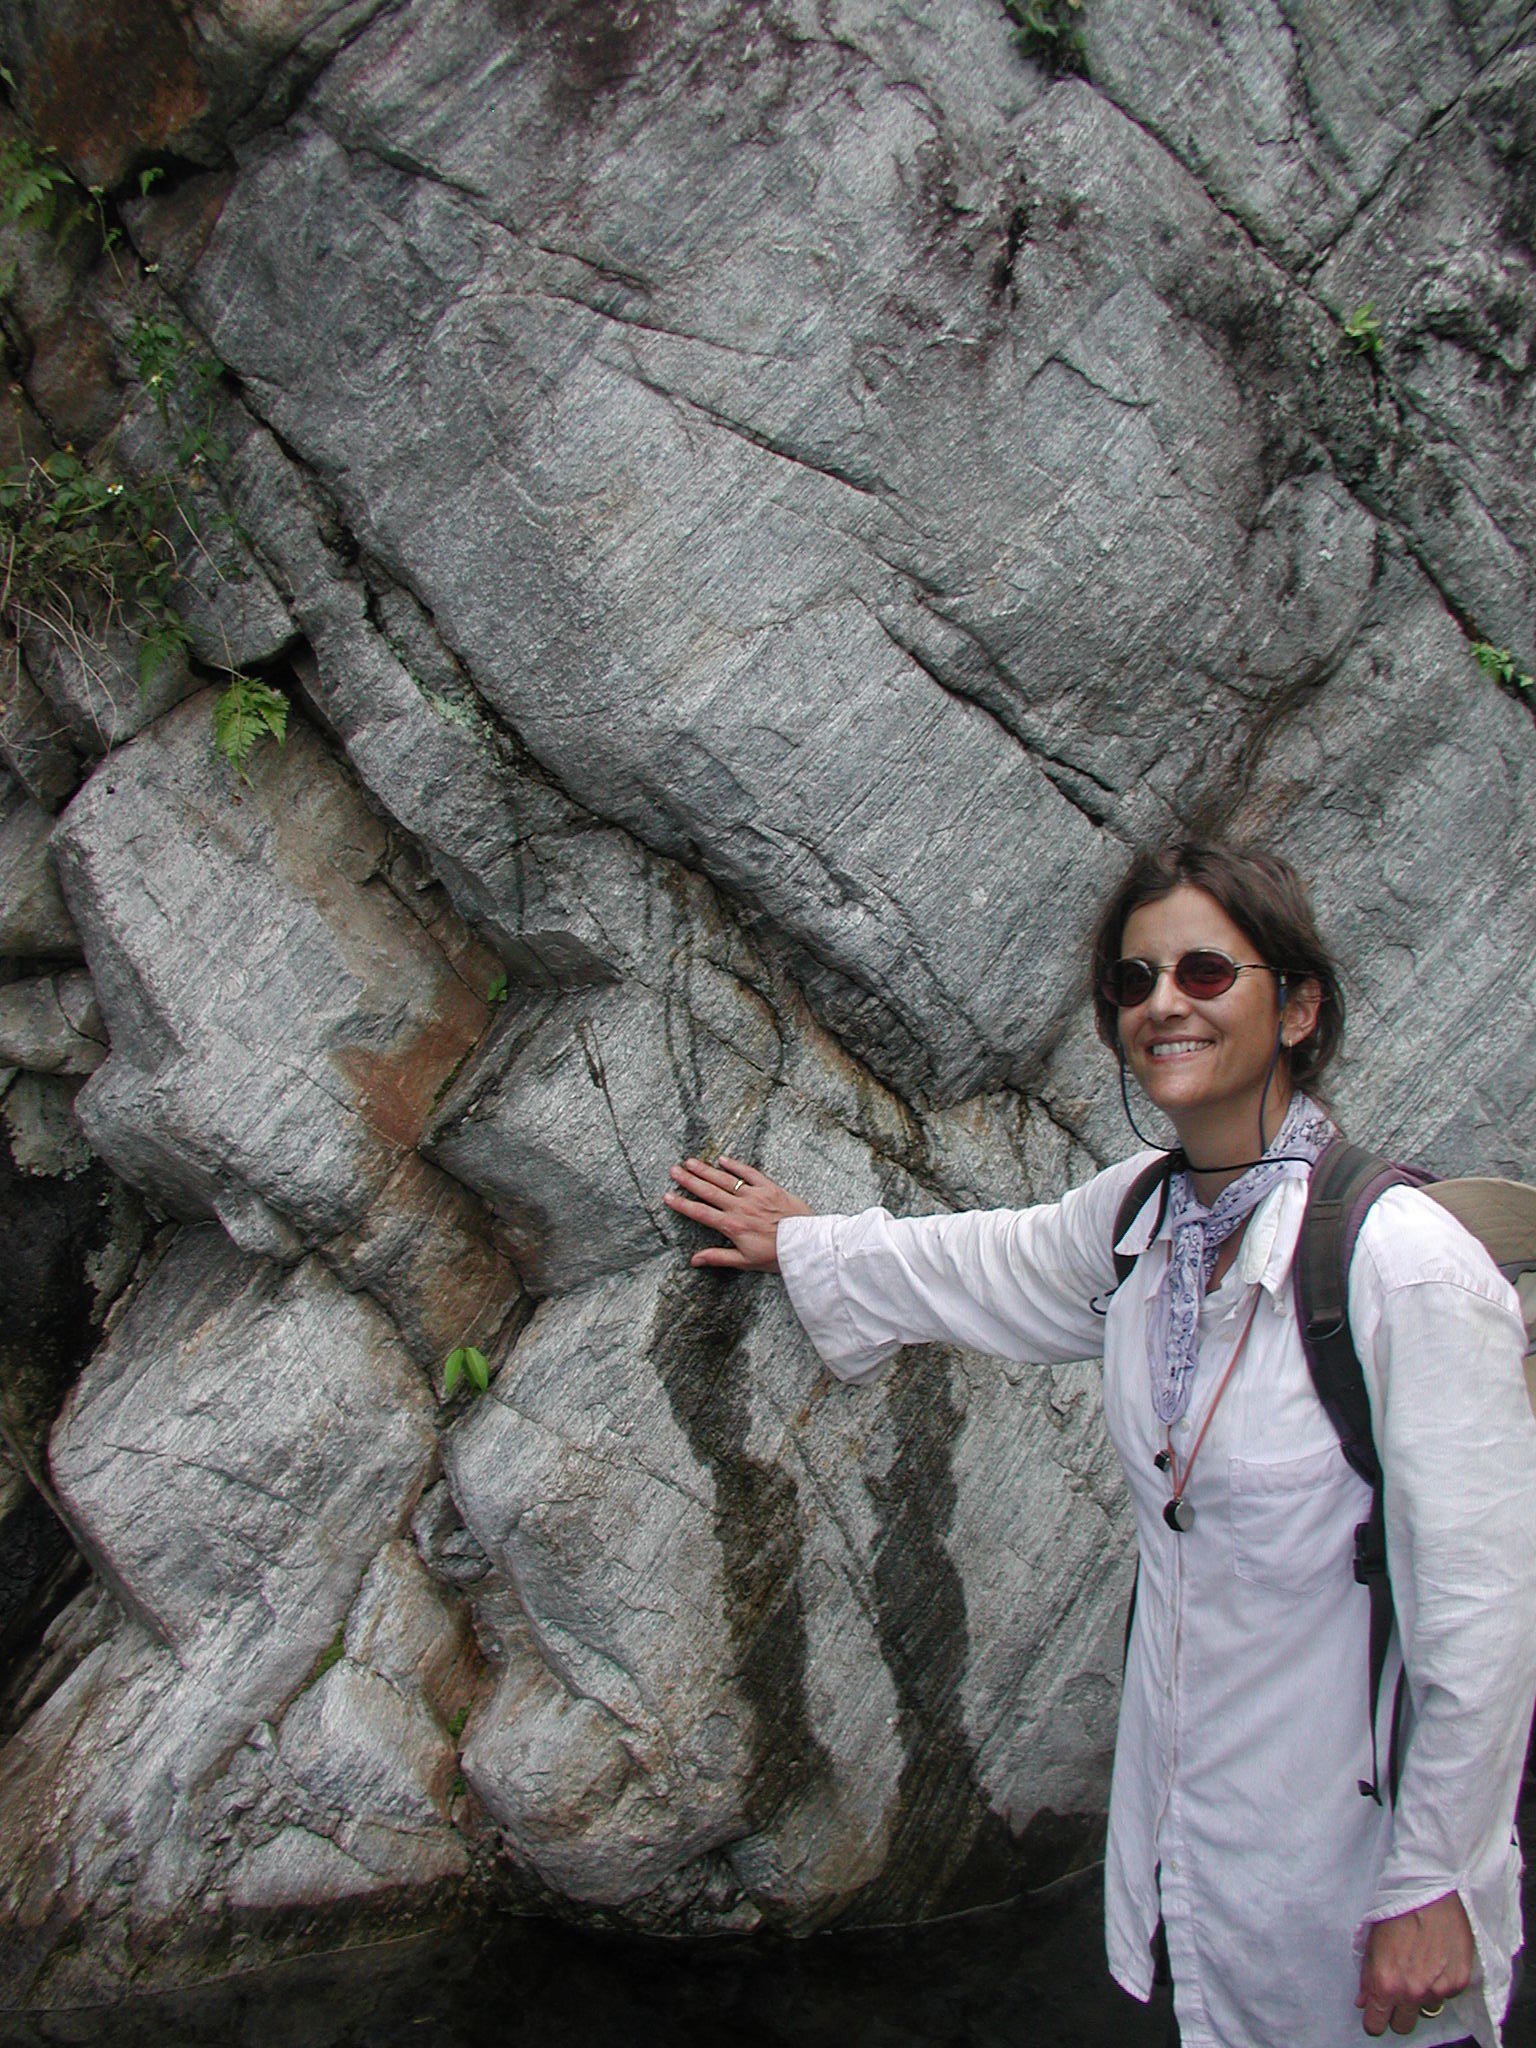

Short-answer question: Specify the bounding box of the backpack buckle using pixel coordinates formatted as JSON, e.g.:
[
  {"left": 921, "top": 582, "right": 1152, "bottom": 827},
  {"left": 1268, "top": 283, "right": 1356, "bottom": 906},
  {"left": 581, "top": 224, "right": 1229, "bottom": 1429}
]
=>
[{"left": 1352, "top": 1519, "right": 1384, "bottom": 1585}]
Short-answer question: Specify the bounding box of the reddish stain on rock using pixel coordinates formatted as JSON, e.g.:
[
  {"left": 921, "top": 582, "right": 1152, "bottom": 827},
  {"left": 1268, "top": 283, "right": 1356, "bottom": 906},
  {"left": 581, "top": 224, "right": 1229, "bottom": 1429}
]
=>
[
  {"left": 333, "top": 988, "right": 489, "bottom": 1154},
  {"left": 26, "top": 0, "right": 209, "bottom": 190},
  {"left": 333, "top": 1152, "right": 523, "bottom": 1365}
]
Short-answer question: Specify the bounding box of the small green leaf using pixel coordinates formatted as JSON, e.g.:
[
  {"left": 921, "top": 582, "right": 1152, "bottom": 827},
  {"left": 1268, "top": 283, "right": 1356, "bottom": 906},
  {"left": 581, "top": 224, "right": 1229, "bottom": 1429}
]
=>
[
  {"left": 487, "top": 970, "right": 508, "bottom": 1003},
  {"left": 444, "top": 1348, "right": 465, "bottom": 1395},
  {"left": 465, "top": 1347, "right": 490, "bottom": 1392},
  {"left": 138, "top": 166, "right": 164, "bottom": 198},
  {"left": 1343, "top": 303, "right": 1383, "bottom": 357}
]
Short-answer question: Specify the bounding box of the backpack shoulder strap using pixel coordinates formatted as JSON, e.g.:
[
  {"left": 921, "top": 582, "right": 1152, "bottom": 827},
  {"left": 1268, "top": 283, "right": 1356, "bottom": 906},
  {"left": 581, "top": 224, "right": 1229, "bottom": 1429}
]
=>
[
  {"left": 1294, "top": 1135, "right": 1432, "bottom": 1804},
  {"left": 1109, "top": 1154, "right": 1179, "bottom": 1295},
  {"left": 1293, "top": 1137, "right": 1431, "bottom": 1485}
]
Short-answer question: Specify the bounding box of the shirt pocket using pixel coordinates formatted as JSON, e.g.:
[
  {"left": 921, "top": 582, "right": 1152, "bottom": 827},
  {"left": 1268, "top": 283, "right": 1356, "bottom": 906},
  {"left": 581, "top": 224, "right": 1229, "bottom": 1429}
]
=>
[{"left": 1228, "top": 1444, "right": 1361, "bottom": 1595}]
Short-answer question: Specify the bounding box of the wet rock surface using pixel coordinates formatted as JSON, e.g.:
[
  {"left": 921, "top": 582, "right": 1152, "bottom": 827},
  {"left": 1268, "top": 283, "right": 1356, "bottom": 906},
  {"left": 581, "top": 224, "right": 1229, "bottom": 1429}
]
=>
[
  {"left": 4, "top": 1762, "right": 1536, "bottom": 2048},
  {"left": 0, "top": 0, "right": 1531, "bottom": 2008}
]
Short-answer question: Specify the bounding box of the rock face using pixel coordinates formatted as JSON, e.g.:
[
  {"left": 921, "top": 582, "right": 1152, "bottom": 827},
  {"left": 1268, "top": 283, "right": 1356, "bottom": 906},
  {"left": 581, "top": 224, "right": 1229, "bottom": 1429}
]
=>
[
  {"left": 0, "top": 1230, "right": 452, "bottom": 1999},
  {"left": 52, "top": 692, "right": 521, "bottom": 1362},
  {"left": 0, "top": 0, "right": 1533, "bottom": 2006}
]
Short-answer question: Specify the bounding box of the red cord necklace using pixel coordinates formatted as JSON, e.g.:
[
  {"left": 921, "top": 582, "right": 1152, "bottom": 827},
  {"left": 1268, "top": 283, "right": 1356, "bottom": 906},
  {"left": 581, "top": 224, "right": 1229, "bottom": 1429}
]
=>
[{"left": 1158, "top": 1289, "right": 1263, "bottom": 1533}]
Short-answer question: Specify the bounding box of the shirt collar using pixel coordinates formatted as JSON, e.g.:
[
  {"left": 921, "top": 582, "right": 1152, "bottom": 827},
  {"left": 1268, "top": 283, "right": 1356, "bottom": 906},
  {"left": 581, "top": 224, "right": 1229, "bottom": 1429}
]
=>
[{"left": 1113, "top": 1171, "right": 1310, "bottom": 1302}]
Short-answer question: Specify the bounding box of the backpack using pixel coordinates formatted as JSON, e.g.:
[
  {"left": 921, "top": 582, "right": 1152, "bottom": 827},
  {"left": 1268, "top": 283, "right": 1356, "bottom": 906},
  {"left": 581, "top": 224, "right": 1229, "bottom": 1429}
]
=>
[{"left": 1110, "top": 1137, "right": 1536, "bottom": 1804}]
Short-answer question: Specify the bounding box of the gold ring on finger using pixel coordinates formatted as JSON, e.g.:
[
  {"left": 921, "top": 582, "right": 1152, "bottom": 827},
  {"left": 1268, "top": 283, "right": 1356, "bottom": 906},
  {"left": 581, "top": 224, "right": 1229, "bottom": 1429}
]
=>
[
  {"left": 732, "top": 1177, "right": 744, "bottom": 1192},
  {"left": 1420, "top": 2002, "right": 1444, "bottom": 2018}
]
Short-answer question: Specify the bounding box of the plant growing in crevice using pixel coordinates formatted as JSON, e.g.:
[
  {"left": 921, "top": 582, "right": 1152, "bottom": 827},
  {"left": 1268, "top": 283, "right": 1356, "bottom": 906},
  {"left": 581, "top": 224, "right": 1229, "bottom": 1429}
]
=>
[
  {"left": 213, "top": 671, "right": 289, "bottom": 778},
  {"left": 127, "top": 313, "right": 228, "bottom": 473},
  {"left": 120, "top": 313, "right": 287, "bottom": 778},
  {"left": 0, "top": 441, "right": 190, "bottom": 686},
  {"left": 1471, "top": 639, "right": 1534, "bottom": 694},
  {"left": 299, "top": 1626, "right": 347, "bottom": 1694},
  {"left": 1343, "top": 304, "right": 1383, "bottom": 358},
  {"left": 442, "top": 1345, "right": 490, "bottom": 1399},
  {"left": 1003, "top": 0, "right": 1087, "bottom": 74},
  {"left": 0, "top": 132, "right": 74, "bottom": 238},
  {"left": 0, "top": 133, "right": 287, "bottom": 783},
  {"left": 0, "top": 128, "right": 146, "bottom": 283}
]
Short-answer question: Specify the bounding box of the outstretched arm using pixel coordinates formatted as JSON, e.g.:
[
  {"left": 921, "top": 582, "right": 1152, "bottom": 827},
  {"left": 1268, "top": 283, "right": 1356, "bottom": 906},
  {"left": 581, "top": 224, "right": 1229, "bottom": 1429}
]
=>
[
  {"left": 667, "top": 1149, "right": 1161, "bottom": 1381},
  {"left": 665, "top": 1154, "right": 814, "bottom": 1271}
]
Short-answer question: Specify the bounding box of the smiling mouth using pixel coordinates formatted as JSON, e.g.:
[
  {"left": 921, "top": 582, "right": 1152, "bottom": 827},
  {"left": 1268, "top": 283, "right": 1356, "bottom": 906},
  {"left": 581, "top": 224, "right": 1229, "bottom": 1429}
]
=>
[{"left": 1147, "top": 1039, "right": 1212, "bottom": 1059}]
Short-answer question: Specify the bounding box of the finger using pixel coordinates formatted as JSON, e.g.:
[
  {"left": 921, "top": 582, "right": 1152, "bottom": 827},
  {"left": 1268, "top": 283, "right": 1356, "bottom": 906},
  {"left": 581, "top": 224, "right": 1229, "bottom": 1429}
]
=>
[
  {"left": 1359, "top": 1997, "right": 1390, "bottom": 2038},
  {"left": 664, "top": 1191, "right": 741, "bottom": 1229},
  {"left": 715, "top": 1156, "right": 767, "bottom": 1186},
  {"left": 667, "top": 1166, "right": 742, "bottom": 1208},
  {"left": 690, "top": 1246, "right": 751, "bottom": 1269},
  {"left": 680, "top": 1157, "right": 750, "bottom": 1192},
  {"left": 1390, "top": 2002, "right": 1423, "bottom": 2036}
]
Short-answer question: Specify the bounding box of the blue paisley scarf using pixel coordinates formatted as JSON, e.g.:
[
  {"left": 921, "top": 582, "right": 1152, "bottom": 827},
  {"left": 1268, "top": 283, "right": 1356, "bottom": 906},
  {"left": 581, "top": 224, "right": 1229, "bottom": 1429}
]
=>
[{"left": 1147, "top": 1091, "right": 1337, "bottom": 1424}]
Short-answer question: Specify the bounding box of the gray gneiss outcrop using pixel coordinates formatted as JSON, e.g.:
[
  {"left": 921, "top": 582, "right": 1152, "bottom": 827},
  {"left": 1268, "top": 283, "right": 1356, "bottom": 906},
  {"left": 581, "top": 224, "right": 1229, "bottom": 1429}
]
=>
[{"left": 0, "top": 0, "right": 1532, "bottom": 2006}]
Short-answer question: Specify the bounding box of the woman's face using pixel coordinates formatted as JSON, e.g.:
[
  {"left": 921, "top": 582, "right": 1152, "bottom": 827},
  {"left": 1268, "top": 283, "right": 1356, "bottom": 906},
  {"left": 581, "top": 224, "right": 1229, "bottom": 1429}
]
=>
[{"left": 1115, "top": 885, "right": 1319, "bottom": 1146}]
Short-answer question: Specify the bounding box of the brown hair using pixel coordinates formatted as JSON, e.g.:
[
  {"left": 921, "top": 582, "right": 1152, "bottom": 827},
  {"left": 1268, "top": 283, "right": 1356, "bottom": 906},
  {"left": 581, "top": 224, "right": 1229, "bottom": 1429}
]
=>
[{"left": 1089, "top": 842, "right": 1345, "bottom": 1093}]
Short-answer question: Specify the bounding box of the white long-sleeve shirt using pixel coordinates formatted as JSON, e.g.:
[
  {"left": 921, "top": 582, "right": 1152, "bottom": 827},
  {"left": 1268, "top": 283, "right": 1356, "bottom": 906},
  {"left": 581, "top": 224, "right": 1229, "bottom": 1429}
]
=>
[{"left": 777, "top": 1155, "right": 1536, "bottom": 2048}]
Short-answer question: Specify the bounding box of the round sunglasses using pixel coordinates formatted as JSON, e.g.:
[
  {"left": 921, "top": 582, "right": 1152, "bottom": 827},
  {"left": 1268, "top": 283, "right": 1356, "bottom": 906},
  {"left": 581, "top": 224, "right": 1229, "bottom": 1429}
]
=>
[{"left": 1100, "top": 949, "right": 1282, "bottom": 1009}]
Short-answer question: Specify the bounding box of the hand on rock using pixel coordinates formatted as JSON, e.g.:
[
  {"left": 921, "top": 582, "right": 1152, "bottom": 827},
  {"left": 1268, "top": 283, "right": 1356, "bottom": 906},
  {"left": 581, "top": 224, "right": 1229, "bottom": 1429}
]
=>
[
  {"left": 664, "top": 1155, "right": 813, "bottom": 1272},
  {"left": 1356, "top": 1891, "right": 1474, "bottom": 2036}
]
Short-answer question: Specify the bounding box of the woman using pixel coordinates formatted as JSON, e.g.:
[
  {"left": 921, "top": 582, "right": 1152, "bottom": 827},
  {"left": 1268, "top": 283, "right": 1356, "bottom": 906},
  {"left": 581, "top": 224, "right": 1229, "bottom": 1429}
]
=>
[{"left": 665, "top": 843, "right": 1536, "bottom": 2048}]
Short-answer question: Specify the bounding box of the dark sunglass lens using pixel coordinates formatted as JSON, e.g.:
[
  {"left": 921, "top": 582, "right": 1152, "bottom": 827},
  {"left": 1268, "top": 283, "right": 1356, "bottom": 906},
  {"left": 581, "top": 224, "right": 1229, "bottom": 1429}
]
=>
[
  {"left": 1108, "top": 959, "right": 1156, "bottom": 1006},
  {"left": 1176, "top": 951, "right": 1239, "bottom": 998}
]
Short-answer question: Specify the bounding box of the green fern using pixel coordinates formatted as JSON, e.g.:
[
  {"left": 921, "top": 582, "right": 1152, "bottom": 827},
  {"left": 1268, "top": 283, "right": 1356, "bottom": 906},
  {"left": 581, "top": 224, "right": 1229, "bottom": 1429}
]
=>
[
  {"left": 0, "top": 136, "right": 74, "bottom": 233},
  {"left": 214, "top": 674, "right": 289, "bottom": 779},
  {"left": 137, "top": 615, "right": 191, "bottom": 691}
]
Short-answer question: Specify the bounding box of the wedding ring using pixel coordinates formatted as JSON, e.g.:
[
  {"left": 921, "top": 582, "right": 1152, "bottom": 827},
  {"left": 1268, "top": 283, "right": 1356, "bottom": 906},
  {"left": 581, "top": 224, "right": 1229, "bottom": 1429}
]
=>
[
  {"left": 732, "top": 1177, "right": 744, "bottom": 1192},
  {"left": 1420, "top": 2002, "right": 1444, "bottom": 2018}
]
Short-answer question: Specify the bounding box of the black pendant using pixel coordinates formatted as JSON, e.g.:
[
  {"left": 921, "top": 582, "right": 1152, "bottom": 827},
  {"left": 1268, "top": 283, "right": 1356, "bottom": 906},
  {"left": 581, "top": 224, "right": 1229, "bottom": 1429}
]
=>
[
  {"left": 1153, "top": 1450, "right": 1171, "bottom": 1472},
  {"left": 1163, "top": 1495, "right": 1196, "bottom": 1533}
]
